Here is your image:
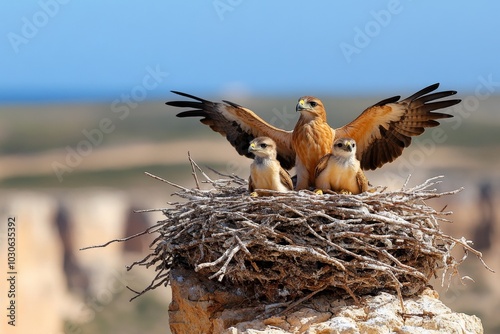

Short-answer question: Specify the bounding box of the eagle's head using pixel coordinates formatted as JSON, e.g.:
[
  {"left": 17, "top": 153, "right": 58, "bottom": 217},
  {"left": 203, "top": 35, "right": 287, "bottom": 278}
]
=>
[
  {"left": 248, "top": 136, "right": 278, "bottom": 160},
  {"left": 296, "top": 96, "right": 326, "bottom": 120}
]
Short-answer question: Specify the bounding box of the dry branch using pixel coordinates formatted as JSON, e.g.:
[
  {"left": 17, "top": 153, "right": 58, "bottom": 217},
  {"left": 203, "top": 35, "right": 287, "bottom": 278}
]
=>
[{"left": 88, "top": 162, "right": 492, "bottom": 306}]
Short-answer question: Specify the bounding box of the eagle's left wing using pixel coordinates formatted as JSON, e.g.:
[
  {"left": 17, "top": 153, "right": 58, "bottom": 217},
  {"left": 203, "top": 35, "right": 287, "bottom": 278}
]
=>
[
  {"left": 166, "top": 91, "right": 295, "bottom": 169},
  {"left": 335, "top": 83, "right": 461, "bottom": 170}
]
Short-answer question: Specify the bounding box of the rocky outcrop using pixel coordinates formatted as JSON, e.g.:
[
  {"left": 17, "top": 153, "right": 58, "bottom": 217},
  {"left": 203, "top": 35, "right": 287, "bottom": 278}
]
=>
[
  {"left": 168, "top": 269, "right": 483, "bottom": 334},
  {"left": 227, "top": 288, "right": 483, "bottom": 334}
]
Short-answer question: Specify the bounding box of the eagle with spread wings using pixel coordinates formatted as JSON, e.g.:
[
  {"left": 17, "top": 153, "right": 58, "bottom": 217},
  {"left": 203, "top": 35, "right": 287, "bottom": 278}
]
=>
[{"left": 166, "top": 83, "right": 460, "bottom": 189}]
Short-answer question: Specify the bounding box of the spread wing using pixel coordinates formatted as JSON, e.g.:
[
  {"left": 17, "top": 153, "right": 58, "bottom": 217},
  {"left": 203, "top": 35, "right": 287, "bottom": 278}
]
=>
[
  {"left": 335, "top": 83, "right": 460, "bottom": 170},
  {"left": 166, "top": 91, "right": 295, "bottom": 169}
]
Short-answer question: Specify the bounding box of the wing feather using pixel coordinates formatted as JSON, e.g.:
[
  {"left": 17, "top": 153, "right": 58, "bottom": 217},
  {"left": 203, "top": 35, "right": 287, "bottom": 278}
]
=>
[
  {"left": 248, "top": 175, "right": 255, "bottom": 192},
  {"left": 372, "top": 95, "right": 400, "bottom": 106},
  {"left": 335, "top": 83, "right": 460, "bottom": 170},
  {"left": 314, "top": 154, "right": 332, "bottom": 178},
  {"left": 356, "top": 169, "right": 369, "bottom": 193},
  {"left": 166, "top": 91, "right": 295, "bottom": 169},
  {"left": 279, "top": 168, "right": 294, "bottom": 190}
]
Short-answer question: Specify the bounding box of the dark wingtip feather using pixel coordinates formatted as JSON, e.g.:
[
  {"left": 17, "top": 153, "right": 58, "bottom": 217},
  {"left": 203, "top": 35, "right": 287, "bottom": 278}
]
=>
[
  {"left": 406, "top": 83, "right": 440, "bottom": 101},
  {"left": 170, "top": 91, "right": 208, "bottom": 102},
  {"left": 447, "top": 99, "right": 461, "bottom": 107},
  {"left": 418, "top": 90, "right": 458, "bottom": 104},
  {"left": 222, "top": 100, "right": 242, "bottom": 108},
  {"left": 429, "top": 112, "right": 453, "bottom": 119},
  {"left": 176, "top": 110, "right": 207, "bottom": 118},
  {"left": 424, "top": 83, "right": 440, "bottom": 93},
  {"left": 373, "top": 95, "right": 401, "bottom": 107},
  {"left": 166, "top": 100, "right": 187, "bottom": 107},
  {"left": 428, "top": 82, "right": 440, "bottom": 90}
]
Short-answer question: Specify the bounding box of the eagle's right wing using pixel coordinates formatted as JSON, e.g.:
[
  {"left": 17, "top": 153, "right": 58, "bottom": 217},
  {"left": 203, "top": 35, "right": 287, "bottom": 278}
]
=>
[{"left": 335, "top": 83, "right": 460, "bottom": 170}]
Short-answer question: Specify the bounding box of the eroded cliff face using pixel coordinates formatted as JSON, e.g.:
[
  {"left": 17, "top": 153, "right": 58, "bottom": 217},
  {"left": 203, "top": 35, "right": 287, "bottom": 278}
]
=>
[{"left": 169, "top": 268, "right": 483, "bottom": 334}]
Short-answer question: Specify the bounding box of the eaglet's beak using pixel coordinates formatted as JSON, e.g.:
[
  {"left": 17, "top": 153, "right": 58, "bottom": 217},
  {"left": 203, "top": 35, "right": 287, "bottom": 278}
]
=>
[{"left": 345, "top": 142, "right": 353, "bottom": 152}]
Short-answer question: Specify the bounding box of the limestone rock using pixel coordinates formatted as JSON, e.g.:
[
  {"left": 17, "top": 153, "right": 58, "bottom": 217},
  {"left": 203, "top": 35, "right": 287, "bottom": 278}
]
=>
[
  {"left": 169, "top": 269, "right": 483, "bottom": 334},
  {"left": 169, "top": 268, "right": 255, "bottom": 333},
  {"left": 228, "top": 288, "right": 483, "bottom": 334}
]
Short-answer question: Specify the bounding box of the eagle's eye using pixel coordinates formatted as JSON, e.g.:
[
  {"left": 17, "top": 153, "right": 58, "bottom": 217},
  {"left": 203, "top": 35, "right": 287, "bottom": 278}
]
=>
[
  {"left": 309, "top": 101, "right": 318, "bottom": 107},
  {"left": 260, "top": 143, "right": 268, "bottom": 148},
  {"left": 336, "top": 143, "right": 343, "bottom": 148}
]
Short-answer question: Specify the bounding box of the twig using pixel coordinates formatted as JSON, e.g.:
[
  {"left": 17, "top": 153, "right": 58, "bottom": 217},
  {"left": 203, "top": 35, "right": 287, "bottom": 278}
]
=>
[
  {"left": 144, "top": 172, "right": 191, "bottom": 191},
  {"left": 188, "top": 151, "right": 200, "bottom": 189},
  {"left": 205, "top": 166, "right": 247, "bottom": 185},
  {"left": 279, "top": 285, "right": 328, "bottom": 316},
  {"left": 79, "top": 222, "right": 163, "bottom": 250}
]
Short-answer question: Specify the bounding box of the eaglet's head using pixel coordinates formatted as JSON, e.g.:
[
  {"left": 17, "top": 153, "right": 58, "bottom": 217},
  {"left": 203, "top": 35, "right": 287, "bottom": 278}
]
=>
[
  {"left": 332, "top": 138, "right": 357, "bottom": 158},
  {"left": 296, "top": 96, "right": 326, "bottom": 119},
  {"left": 248, "top": 137, "right": 277, "bottom": 159}
]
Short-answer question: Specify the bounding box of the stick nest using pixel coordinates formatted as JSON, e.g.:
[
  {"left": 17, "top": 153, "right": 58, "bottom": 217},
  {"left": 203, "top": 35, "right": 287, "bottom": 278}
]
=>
[{"left": 104, "top": 159, "right": 492, "bottom": 304}]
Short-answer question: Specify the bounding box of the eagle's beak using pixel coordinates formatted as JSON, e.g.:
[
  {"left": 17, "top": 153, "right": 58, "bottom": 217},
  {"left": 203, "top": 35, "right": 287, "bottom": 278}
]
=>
[
  {"left": 296, "top": 99, "right": 305, "bottom": 112},
  {"left": 248, "top": 142, "right": 256, "bottom": 152}
]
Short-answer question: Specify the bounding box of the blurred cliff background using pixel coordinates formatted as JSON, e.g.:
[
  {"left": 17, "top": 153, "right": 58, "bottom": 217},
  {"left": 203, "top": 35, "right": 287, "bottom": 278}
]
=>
[{"left": 1, "top": 1, "right": 499, "bottom": 333}]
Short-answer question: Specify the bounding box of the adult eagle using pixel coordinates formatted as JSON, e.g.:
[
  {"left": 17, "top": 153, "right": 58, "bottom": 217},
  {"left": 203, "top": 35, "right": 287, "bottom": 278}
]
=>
[{"left": 166, "top": 83, "right": 460, "bottom": 189}]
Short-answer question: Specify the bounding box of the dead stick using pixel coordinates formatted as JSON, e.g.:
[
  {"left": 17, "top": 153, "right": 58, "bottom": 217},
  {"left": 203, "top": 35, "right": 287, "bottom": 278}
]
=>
[{"left": 188, "top": 151, "right": 201, "bottom": 189}]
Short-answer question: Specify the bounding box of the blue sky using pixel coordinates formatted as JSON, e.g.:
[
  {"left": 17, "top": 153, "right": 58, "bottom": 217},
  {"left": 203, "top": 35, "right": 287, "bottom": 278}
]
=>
[{"left": 1, "top": 1, "right": 500, "bottom": 103}]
